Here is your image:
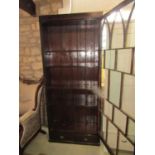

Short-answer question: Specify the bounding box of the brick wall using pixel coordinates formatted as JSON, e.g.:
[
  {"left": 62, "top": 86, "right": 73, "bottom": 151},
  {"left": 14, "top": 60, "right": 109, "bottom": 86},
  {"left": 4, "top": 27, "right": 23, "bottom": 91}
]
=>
[{"left": 19, "top": 0, "right": 63, "bottom": 80}]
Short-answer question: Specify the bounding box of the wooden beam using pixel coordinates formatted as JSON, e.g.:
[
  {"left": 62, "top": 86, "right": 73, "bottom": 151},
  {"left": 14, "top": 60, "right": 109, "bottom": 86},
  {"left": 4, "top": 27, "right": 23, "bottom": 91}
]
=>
[{"left": 19, "top": 0, "right": 36, "bottom": 16}]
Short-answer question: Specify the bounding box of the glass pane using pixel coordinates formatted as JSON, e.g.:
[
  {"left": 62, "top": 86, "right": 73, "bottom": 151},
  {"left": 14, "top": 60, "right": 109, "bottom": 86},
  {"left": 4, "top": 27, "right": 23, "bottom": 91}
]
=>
[
  {"left": 104, "top": 100, "right": 113, "bottom": 120},
  {"left": 122, "top": 75, "right": 135, "bottom": 119},
  {"left": 105, "top": 50, "right": 115, "bottom": 69},
  {"left": 107, "top": 11, "right": 117, "bottom": 30},
  {"left": 120, "top": 1, "right": 135, "bottom": 27},
  {"left": 111, "top": 12, "right": 124, "bottom": 49},
  {"left": 102, "top": 22, "right": 110, "bottom": 50},
  {"left": 118, "top": 133, "right": 134, "bottom": 155},
  {"left": 117, "top": 49, "right": 132, "bottom": 73},
  {"left": 107, "top": 121, "right": 118, "bottom": 155},
  {"left": 114, "top": 108, "right": 127, "bottom": 133},
  {"left": 127, "top": 119, "right": 135, "bottom": 142},
  {"left": 109, "top": 71, "right": 121, "bottom": 107},
  {"left": 126, "top": 8, "right": 135, "bottom": 47}
]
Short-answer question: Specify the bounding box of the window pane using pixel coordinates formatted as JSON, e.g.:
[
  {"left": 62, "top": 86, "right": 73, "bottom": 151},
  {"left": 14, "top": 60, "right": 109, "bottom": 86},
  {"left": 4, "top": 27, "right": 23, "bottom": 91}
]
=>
[
  {"left": 117, "top": 49, "right": 132, "bottom": 73},
  {"left": 109, "top": 71, "right": 121, "bottom": 107},
  {"left": 122, "top": 75, "right": 135, "bottom": 119}
]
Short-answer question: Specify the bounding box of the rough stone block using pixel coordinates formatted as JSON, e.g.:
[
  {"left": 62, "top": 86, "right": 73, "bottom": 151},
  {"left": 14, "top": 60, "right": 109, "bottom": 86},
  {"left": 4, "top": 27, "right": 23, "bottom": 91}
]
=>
[
  {"left": 24, "top": 47, "right": 30, "bottom": 56},
  {"left": 34, "top": 71, "right": 43, "bottom": 79},
  {"left": 32, "top": 62, "right": 42, "bottom": 70},
  {"left": 20, "top": 25, "right": 30, "bottom": 32},
  {"left": 40, "top": 5, "right": 50, "bottom": 15},
  {"left": 36, "top": 22, "right": 40, "bottom": 30},
  {"left": 28, "top": 57, "right": 35, "bottom": 62},
  {"left": 32, "top": 31, "right": 40, "bottom": 37},
  {"left": 23, "top": 57, "right": 29, "bottom": 63},
  {"left": 36, "top": 56, "right": 42, "bottom": 61},
  {"left": 29, "top": 38, "right": 37, "bottom": 44},
  {"left": 31, "top": 24, "right": 36, "bottom": 30},
  {"left": 30, "top": 47, "right": 40, "bottom": 55},
  {"left": 20, "top": 37, "right": 28, "bottom": 44}
]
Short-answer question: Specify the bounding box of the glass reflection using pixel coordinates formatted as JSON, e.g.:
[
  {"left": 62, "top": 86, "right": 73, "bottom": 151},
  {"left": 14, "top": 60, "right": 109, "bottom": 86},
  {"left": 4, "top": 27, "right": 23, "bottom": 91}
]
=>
[
  {"left": 102, "top": 22, "right": 109, "bottom": 50},
  {"left": 120, "top": 1, "right": 135, "bottom": 22},
  {"left": 107, "top": 11, "right": 117, "bottom": 24},
  {"left": 111, "top": 11, "right": 124, "bottom": 48}
]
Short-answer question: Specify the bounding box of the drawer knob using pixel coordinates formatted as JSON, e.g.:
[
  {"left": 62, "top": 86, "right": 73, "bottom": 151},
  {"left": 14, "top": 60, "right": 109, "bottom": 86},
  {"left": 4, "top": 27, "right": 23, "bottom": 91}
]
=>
[
  {"left": 60, "top": 136, "right": 64, "bottom": 139},
  {"left": 84, "top": 138, "right": 88, "bottom": 141}
]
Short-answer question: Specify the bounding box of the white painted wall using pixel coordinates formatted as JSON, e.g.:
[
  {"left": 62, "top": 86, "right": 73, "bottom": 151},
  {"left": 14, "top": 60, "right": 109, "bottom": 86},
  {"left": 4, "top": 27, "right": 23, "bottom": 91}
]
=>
[
  {"left": 71, "top": 0, "right": 124, "bottom": 13},
  {"left": 58, "top": 0, "right": 72, "bottom": 14},
  {"left": 59, "top": 0, "right": 124, "bottom": 14}
]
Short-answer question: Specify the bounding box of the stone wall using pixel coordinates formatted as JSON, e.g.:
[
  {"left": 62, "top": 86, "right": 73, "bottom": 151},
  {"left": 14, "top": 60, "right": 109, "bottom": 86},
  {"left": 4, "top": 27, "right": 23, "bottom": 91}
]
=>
[
  {"left": 19, "top": 0, "right": 63, "bottom": 80},
  {"left": 19, "top": 10, "right": 41, "bottom": 80},
  {"left": 36, "top": 0, "right": 63, "bottom": 15}
]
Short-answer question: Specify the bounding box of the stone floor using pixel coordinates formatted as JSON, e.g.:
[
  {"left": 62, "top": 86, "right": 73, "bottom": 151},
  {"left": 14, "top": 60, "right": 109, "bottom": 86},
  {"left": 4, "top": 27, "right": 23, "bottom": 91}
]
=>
[
  {"left": 23, "top": 127, "right": 107, "bottom": 155},
  {"left": 23, "top": 127, "right": 133, "bottom": 155}
]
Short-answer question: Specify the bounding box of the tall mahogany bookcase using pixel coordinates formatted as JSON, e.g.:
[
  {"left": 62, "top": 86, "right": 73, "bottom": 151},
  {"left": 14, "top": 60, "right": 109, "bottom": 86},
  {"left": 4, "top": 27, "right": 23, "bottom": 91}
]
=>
[{"left": 39, "top": 13, "right": 102, "bottom": 145}]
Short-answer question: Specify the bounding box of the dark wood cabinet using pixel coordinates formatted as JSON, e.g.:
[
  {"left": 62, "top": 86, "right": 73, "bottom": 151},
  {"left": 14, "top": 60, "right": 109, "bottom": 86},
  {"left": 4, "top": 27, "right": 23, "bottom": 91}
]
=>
[{"left": 39, "top": 13, "right": 102, "bottom": 145}]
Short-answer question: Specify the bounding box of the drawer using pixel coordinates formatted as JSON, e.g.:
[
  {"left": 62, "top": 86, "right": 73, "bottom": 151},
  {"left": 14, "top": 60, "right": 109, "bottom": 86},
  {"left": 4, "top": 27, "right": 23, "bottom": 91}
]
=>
[
  {"left": 49, "top": 132, "right": 100, "bottom": 145},
  {"left": 49, "top": 132, "right": 75, "bottom": 143},
  {"left": 74, "top": 134, "right": 100, "bottom": 145}
]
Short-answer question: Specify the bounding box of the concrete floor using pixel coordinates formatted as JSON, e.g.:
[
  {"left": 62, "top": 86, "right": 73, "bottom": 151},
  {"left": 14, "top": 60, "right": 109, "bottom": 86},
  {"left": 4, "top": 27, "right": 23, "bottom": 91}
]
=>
[{"left": 23, "top": 127, "right": 107, "bottom": 155}]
